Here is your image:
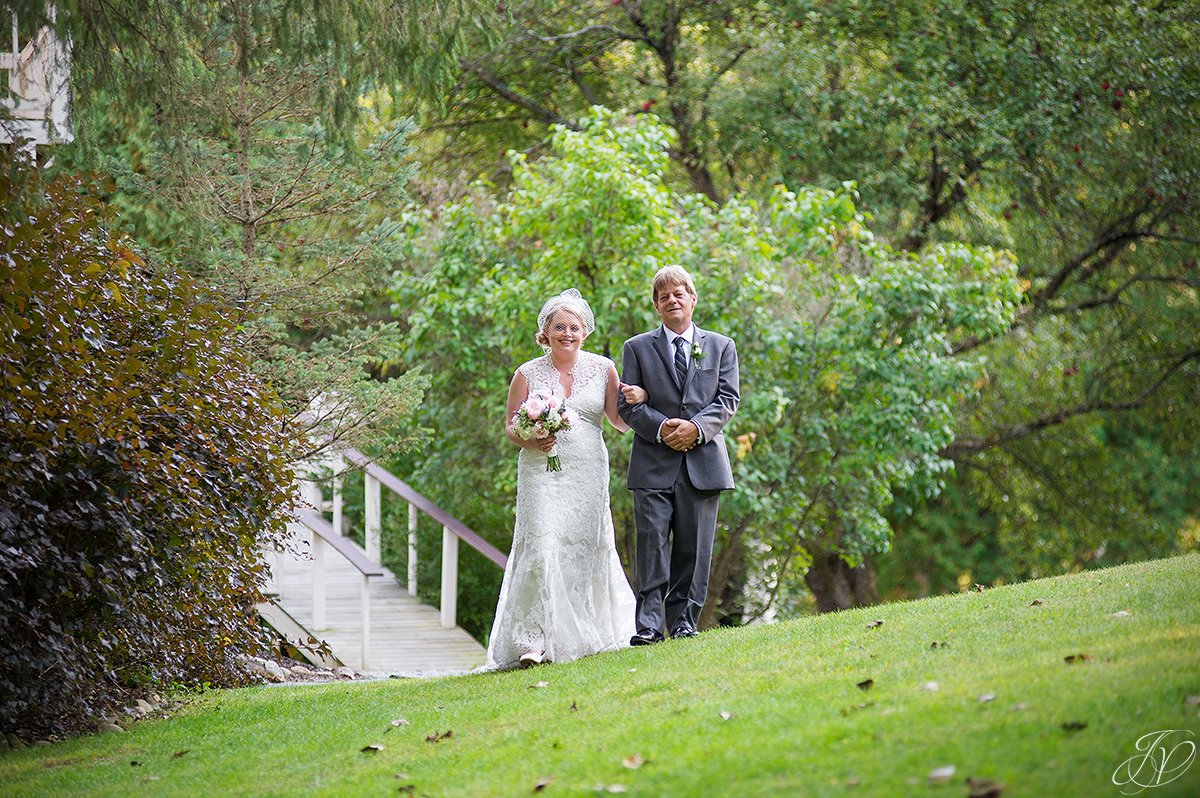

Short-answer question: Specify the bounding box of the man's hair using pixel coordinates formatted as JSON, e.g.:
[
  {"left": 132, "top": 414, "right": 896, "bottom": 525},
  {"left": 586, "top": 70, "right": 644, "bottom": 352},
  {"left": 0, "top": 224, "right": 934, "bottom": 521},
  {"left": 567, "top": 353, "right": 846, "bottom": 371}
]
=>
[{"left": 652, "top": 265, "right": 697, "bottom": 301}]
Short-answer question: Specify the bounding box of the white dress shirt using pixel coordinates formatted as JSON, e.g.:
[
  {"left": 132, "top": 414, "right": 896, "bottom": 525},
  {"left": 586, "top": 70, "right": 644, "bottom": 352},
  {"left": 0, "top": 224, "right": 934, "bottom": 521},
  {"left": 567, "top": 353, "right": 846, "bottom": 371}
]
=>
[{"left": 657, "top": 324, "right": 704, "bottom": 446}]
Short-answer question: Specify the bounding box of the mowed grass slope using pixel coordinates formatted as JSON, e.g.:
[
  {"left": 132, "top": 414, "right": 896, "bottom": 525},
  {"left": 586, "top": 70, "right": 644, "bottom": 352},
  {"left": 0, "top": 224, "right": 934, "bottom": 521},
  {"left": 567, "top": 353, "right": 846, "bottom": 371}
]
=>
[{"left": 4, "top": 554, "right": 1199, "bottom": 797}]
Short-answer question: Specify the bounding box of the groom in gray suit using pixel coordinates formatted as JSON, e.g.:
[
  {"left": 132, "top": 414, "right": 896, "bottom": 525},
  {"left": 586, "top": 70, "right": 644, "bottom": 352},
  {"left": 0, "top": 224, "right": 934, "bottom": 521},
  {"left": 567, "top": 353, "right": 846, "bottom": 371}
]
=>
[{"left": 617, "top": 266, "right": 740, "bottom": 644}]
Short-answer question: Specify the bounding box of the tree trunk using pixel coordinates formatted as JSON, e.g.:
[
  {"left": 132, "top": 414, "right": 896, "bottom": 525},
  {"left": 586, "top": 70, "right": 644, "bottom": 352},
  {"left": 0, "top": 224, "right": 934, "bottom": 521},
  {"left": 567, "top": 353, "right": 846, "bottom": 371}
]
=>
[
  {"left": 698, "top": 535, "right": 745, "bottom": 630},
  {"left": 802, "top": 547, "right": 878, "bottom": 612}
]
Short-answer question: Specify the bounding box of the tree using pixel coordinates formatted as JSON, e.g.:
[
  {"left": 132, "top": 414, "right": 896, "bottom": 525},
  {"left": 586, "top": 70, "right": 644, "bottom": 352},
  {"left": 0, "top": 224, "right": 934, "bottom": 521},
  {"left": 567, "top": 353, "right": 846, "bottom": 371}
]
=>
[
  {"left": 0, "top": 156, "right": 294, "bottom": 738},
  {"left": 391, "top": 108, "right": 1021, "bottom": 621},
  {"left": 31, "top": 0, "right": 463, "bottom": 454},
  {"left": 405, "top": 0, "right": 1200, "bottom": 600}
]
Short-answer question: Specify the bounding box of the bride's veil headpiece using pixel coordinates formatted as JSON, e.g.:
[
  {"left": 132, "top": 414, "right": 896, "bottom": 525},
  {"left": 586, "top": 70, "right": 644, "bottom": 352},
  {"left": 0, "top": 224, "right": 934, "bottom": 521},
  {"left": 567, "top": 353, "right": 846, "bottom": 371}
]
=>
[{"left": 536, "top": 289, "right": 595, "bottom": 352}]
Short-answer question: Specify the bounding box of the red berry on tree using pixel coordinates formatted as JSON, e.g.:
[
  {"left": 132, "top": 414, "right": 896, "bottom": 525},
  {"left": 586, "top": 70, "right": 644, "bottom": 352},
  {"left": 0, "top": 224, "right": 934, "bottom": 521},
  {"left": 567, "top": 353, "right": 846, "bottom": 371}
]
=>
[
  {"left": 1075, "top": 158, "right": 1083, "bottom": 168},
  {"left": 1101, "top": 80, "right": 1111, "bottom": 91},
  {"left": 1003, "top": 210, "right": 1013, "bottom": 220},
  {"left": 1115, "top": 88, "right": 1125, "bottom": 97},
  {"left": 1112, "top": 99, "right": 1122, "bottom": 110}
]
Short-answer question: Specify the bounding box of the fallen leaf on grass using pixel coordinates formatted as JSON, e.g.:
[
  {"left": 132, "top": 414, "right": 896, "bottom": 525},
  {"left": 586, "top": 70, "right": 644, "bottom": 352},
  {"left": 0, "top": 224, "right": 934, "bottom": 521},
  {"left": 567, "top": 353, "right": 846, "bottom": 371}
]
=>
[
  {"left": 1063, "top": 653, "right": 1090, "bottom": 664},
  {"left": 533, "top": 776, "right": 554, "bottom": 792},
  {"left": 385, "top": 719, "right": 410, "bottom": 732},
  {"left": 1185, "top": 695, "right": 1200, "bottom": 706},
  {"left": 967, "top": 777, "right": 1006, "bottom": 797},
  {"left": 1110, "top": 610, "right": 1131, "bottom": 617},
  {"left": 978, "top": 693, "right": 996, "bottom": 703},
  {"left": 928, "top": 765, "right": 955, "bottom": 784},
  {"left": 1029, "top": 598, "right": 1044, "bottom": 606},
  {"left": 130, "top": 761, "right": 142, "bottom": 767},
  {"left": 845, "top": 775, "right": 861, "bottom": 786},
  {"left": 866, "top": 619, "right": 884, "bottom": 629},
  {"left": 920, "top": 681, "right": 940, "bottom": 692},
  {"left": 627, "top": 668, "right": 637, "bottom": 673},
  {"left": 141, "top": 776, "right": 160, "bottom": 783},
  {"left": 929, "top": 641, "right": 948, "bottom": 649},
  {"left": 595, "top": 785, "right": 627, "bottom": 794},
  {"left": 397, "top": 785, "right": 415, "bottom": 796},
  {"left": 621, "top": 754, "right": 644, "bottom": 770},
  {"left": 530, "top": 681, "right": 550, "bottom": 689},
  {"left": 361, "top": 744, "right": 384, "bottom": 753},
  {"left": 172, "top": 749, "right": 189, "bottom": 759},
  {"left": 856, "top": 678, "right": 874, "bottom": 691},
  {"left": 570, "top": 701, "right": 578, "bottom": 712},
  {"left": 1060, "top": 721, "right": 1087, "bottom": 732},
  {"left": 425, "top": 730, "right": 453, "bottom": 743},
  {"left": 973, "top": 583, "right": 987, "bottom": 592},
  {"left": 719, "top": 710, "right": 733, "bottom": 721}
]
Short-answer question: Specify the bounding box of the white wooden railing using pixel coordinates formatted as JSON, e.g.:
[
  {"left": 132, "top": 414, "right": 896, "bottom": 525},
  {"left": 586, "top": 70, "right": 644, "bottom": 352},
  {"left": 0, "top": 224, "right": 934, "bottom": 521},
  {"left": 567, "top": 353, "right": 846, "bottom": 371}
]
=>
[
  {"left": 291, "top": 506, "right": 383, "bottom": 669},
  {"left": 289, "top": 447, "right": 507, "bottom": 669}
]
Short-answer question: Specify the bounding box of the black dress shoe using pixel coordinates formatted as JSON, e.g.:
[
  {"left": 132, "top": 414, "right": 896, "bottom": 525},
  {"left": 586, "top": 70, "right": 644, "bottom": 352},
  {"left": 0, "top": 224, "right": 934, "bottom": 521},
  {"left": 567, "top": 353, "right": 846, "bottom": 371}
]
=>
[
  {"left": 630, "top": 629, "right": 664, "bottom": 646},
  {"left": 670, "top": 625, "right": 698, "bottom": 639}
]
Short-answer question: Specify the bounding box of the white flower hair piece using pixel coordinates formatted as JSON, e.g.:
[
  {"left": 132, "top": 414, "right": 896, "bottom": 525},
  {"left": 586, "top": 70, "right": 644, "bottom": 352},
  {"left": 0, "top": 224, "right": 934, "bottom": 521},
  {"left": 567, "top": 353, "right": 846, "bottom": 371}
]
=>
[{"left": 535, "top": 288, "right": 595, "bottom": 352}]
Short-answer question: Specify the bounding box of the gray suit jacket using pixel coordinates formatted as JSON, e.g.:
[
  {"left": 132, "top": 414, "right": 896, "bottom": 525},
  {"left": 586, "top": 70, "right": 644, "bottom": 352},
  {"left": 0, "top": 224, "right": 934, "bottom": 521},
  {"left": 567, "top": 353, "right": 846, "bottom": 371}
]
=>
[{"left": 617, "top": 325, "right": 740, "bottom": 491}]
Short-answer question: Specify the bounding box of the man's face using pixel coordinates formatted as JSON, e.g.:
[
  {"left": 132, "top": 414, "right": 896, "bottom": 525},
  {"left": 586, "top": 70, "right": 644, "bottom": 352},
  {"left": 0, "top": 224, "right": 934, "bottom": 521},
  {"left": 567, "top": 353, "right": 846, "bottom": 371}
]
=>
[{"left": 653, "top": 282, "right": 697, "bottom": 332}]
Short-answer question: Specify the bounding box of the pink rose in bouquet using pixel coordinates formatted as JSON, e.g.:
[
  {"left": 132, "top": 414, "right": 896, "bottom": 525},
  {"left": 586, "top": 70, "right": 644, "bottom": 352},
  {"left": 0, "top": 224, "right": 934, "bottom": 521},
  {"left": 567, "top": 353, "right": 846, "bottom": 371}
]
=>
[{"left": 510, "top": 390, "right": 575, "bottom": 471}]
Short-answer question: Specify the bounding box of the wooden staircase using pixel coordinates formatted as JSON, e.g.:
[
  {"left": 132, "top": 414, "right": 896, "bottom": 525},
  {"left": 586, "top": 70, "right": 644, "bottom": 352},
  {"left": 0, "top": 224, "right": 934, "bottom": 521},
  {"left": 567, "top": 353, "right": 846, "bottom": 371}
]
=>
[
  {"left": 267, "top": 522, "right": 487, "bottom": 674},
  {"left": 262, "top": 448, "right": 508, "bottom": 676}
]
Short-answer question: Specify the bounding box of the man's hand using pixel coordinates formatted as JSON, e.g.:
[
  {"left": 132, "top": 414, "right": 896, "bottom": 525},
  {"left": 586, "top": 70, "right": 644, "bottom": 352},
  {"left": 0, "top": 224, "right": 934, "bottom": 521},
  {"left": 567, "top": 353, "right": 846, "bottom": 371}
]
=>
[{"left": 662, "top": 418, "right": 699, "bottom": 451}]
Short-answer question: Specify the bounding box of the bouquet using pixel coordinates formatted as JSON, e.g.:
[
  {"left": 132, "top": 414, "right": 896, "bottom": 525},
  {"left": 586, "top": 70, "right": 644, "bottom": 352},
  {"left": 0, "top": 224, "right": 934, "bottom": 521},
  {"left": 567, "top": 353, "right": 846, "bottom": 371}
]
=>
[{"left": 510, "top": 390, "right": 578, "bottom": 472}]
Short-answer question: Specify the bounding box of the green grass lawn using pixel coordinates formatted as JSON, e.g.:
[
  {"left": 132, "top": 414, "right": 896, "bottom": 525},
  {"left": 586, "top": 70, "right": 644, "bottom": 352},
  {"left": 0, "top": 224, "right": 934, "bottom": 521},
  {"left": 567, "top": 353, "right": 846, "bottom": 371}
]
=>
[{"left": 4, "top": 555, "right": 1199, "bottom": 797}]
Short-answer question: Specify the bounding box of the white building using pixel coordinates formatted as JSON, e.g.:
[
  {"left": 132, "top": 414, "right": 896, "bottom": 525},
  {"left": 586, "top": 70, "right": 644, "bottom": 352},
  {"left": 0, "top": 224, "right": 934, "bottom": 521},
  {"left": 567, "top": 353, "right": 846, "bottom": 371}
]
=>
[{"left": 1, "top": 11, "right": 71, "bottom": 151}]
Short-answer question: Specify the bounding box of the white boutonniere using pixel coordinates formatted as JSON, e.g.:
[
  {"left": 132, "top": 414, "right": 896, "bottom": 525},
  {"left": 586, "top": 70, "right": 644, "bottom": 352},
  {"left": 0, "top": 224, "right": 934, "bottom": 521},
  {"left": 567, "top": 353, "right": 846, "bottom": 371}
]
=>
[{"left": 691, "top": 341, "right": 704, "bottom": 368}]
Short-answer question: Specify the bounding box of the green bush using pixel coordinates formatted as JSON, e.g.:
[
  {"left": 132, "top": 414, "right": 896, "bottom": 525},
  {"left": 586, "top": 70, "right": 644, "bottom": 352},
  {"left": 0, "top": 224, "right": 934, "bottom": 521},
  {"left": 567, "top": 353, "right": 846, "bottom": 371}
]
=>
[{"left": 0, "top": 157, "right": 295, "bottom": 738}]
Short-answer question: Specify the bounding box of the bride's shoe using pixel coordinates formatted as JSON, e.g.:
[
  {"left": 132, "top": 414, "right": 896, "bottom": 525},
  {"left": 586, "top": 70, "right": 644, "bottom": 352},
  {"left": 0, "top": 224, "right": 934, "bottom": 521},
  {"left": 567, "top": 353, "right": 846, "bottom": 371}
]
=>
[{"left": 519, "top": 649, "right": 546, "bottom": 668}]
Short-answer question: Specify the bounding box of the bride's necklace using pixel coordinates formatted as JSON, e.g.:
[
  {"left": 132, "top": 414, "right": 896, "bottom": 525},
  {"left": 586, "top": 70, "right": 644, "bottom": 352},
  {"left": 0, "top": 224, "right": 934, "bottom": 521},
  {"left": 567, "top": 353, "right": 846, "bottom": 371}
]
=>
[{"left": 548, "top": 353, "right": 578, "bottom": 398}]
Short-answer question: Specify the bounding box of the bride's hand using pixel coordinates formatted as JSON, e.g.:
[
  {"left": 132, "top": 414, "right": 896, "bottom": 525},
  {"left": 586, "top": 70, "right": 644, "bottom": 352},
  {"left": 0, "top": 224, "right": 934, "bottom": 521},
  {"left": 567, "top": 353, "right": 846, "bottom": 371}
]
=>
[
  {"left": 619, "top": 382, "right": 648, "bottom": 405},
  {"left": 534, "top": 435, "right": 557, "bottom": 452}
]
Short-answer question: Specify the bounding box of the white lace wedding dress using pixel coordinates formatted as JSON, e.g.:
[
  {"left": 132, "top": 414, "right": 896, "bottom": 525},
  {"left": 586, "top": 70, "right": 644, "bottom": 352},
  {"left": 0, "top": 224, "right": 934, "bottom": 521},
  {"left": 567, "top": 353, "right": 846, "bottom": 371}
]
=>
[{"left": 486, "top": 350, "right": 636, "bottom": 669}]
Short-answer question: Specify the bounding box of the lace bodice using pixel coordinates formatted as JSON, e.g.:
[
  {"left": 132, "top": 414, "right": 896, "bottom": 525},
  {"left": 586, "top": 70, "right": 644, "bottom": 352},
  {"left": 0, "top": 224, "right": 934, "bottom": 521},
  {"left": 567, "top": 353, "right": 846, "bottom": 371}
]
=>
[{"left": 516, "top": 351, "right": 611, "bottom": 429}]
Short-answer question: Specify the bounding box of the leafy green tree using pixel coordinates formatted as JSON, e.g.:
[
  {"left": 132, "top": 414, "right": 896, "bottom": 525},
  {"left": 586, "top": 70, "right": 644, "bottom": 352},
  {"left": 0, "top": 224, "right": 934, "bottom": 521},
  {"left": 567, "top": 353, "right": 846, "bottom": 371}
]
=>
[
  {"left": 404, "top": 0, "right": 1200, "bottom": 598},
  {"left": 0, "top": 157, "right": 294, "bottom": 738},
  {"left": 27, "top": 0, "right": 455, "bottom": 453},
  {"left": 391, "top": 109, "right": 1020, "bottom": 623}
]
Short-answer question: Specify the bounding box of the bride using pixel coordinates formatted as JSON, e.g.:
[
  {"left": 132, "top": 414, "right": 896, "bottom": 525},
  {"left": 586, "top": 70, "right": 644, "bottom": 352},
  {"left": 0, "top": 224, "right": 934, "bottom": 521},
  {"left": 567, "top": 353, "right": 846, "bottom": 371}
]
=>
[{"left": 486, "top": 289, "right": 640, "bottom": 669}]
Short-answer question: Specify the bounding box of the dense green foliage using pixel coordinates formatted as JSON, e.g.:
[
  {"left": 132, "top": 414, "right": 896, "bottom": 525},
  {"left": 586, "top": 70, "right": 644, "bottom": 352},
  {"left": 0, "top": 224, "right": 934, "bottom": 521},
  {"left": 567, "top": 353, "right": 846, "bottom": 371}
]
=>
[
  {"left": 0, "top": 159, "right": 294, "bottom": 737},
  {"left": 4, "top": 0, "right": 1192, "bottom": 658},
  {"left": 51, "top": 0, "right": 431, "bottom": 456},
  {"left": 406, "top": 0, "right": 1200, "bottom": 606},
  {"left": 3, "top": 554, "right": 1197, "bottom": 796},
  {"left": 391, "top": 109, "right": 1021, "bottom": 626}
]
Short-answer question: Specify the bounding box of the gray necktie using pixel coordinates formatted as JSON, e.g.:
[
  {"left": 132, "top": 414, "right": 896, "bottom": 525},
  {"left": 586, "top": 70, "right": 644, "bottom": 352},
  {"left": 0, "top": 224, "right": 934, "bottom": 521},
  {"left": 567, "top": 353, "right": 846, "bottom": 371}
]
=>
[{"left": 673, "top": 336, "right": 688, "bottom": 384}]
